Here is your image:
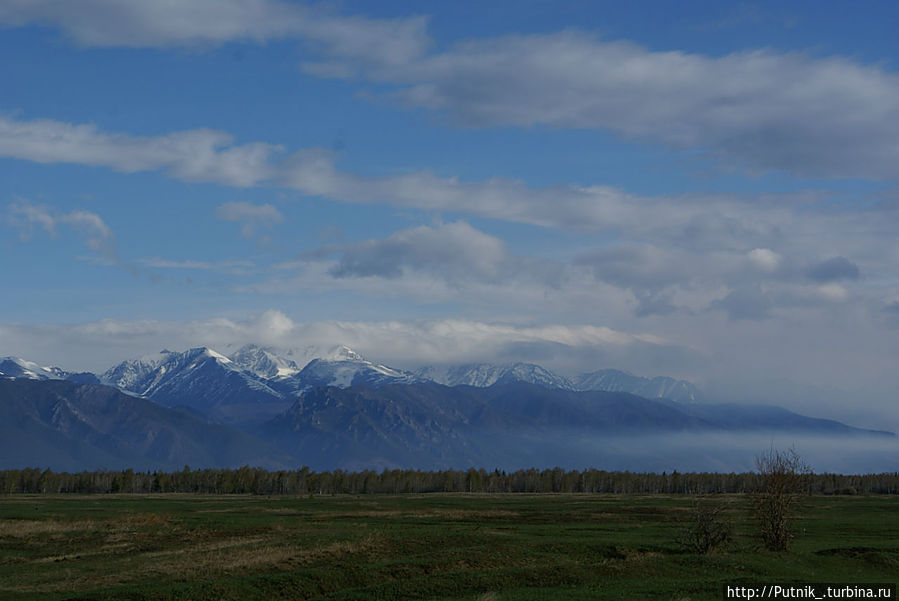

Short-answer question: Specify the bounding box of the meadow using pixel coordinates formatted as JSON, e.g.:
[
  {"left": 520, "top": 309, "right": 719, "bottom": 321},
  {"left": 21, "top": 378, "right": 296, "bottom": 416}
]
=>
[{"left": 0, "top": 493, "right": 896, "bottom": 600}]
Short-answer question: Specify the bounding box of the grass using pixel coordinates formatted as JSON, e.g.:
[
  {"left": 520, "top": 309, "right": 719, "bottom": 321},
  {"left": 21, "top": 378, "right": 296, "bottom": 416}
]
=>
[{"left": 0, "top": 493, "right": 895, "bottom": 600}]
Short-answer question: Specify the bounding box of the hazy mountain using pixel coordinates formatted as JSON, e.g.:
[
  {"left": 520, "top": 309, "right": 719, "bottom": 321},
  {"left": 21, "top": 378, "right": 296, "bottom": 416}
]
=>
[
  {"left": 263, "top": 382, "right": 485, "bottom": 470},
  {"left": 414, "top": 362, "right": 574, "bottom": 390},
  {"left": 0, "top": 378, "right": 294, "bottom": 471},
  {"left": 4, "top": 349, "right": 893, "bottom": 472},
  {"left": 101, "top": 347, "right": 290, "bottom": 424},
  {"left": 262, "top": 381, "right": 892, "bottom": 470},
  {"left": 573, "top": 369, "right": 703, "bottom": 402}
]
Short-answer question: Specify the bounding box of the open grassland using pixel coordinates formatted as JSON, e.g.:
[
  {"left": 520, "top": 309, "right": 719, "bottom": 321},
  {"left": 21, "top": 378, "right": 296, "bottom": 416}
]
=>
[{"left": 0, "top": 493, "right": 896, "bottom": 600}]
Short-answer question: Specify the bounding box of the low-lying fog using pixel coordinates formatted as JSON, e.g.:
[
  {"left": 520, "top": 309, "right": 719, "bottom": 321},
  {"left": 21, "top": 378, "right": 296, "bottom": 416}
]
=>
[{"left": 486, "top": 432, "right": 899, "bottom": 474}]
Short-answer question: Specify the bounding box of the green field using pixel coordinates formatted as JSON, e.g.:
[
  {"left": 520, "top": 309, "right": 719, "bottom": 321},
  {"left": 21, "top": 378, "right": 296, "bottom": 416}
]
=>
[{"left": 1, "top": 494, "right": 896, "bottom": 600}]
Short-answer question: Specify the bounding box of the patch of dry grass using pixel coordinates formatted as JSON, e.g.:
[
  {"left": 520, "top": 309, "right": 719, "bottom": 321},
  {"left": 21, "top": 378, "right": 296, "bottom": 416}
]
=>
[{"left": 0, "top": 518, "right": 98, "bottom": 537}]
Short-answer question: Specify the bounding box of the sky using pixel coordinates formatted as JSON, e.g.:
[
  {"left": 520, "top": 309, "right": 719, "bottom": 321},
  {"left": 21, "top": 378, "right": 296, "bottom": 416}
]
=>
[{"left": 1, "top": 1, "right": 898, "bottom": 430}]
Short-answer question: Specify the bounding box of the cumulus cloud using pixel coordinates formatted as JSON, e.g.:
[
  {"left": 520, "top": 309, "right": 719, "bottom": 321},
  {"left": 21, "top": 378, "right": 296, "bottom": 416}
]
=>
[
  {"left": 326, "top": 221, "right": 507, "bottom": 282},
  {"left": 748, "top": 248, "right": 781, "bottom": 273},
  {"left": 6, "top": 200, "right": 115, "bottom": 259},
  {"left": 257, "top": 221, "right": 575, "bottom": 315}
]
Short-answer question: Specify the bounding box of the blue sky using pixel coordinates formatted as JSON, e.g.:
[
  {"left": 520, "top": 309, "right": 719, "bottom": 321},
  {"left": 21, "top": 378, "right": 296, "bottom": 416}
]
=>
[{"left": 1, "top": 1, "right": 899, "bottom": 428}]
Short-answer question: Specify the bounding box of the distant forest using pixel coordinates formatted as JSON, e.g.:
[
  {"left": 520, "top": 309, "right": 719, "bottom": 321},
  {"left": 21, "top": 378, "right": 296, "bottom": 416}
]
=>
[{"left": 3, "top": 467, "right": 898, "bottom": 496}]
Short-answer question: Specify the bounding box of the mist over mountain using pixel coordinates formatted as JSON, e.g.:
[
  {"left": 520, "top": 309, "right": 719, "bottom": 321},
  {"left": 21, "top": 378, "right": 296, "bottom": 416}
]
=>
[
  {"left": 573, "top": 369, "right": 703, "bottom": 403},
  {"left": 262, "top": 381, "right": 892, "bottom": 471}
]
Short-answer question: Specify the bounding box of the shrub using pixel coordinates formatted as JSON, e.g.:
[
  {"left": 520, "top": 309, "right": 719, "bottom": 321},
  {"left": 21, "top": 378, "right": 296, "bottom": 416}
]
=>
[
  {"left": 676, "top": 500, "right": 732, "bottom": 553},
  {"left": 752, "top": 447, "right": 811, "bottom": 551}
]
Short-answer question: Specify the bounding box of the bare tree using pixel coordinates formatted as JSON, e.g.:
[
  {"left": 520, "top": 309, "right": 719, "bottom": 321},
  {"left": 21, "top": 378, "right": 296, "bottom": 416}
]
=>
[
  {"left": 752, "top": 447, "right": 811, "bottom": 551},
  {"left": 676, "top": 499, "right": 732, "bottom": 554}
]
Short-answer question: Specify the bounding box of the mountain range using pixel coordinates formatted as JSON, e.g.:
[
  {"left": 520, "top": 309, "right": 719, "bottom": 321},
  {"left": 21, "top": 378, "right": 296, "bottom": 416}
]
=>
[{"left": 1, "top": 347, "right": 893, "bottom": 471}]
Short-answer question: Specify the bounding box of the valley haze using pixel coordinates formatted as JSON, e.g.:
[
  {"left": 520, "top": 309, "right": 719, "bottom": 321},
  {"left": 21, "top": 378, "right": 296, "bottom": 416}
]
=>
[{"left": 2, "top": 1, "right": 899, "bottom": 473}]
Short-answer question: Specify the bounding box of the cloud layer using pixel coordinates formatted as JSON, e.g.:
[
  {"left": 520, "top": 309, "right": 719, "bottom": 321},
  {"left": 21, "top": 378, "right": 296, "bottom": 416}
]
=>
[
  {"left": 4, "top": 114, "right": 896, "bottom": 329},
  {"left": 4, "top": 3, "right": 899, "bottom": 178},
  {"left": 0, "top": 310, "right": 677, "bottom": 375},
  {"left": 360, "top": 34, "right": 899, "bottom": 179}
]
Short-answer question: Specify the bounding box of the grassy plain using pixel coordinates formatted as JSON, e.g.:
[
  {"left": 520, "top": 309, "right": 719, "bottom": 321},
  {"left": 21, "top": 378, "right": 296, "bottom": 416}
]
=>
[{"left": 0, "top": 493, "right": 896, "bottom": 600}]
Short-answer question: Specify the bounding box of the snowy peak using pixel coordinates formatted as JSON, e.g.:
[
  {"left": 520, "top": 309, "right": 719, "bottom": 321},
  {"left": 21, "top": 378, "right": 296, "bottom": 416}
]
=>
[
  {"left": 289, "top": 348, "right": 416, "bottom": 391},
  {"left": 101, "top": 346, "right": 287, "bottom": 423},
  {"left": 322, "top": 345, "right": 365, "bottom": 362},
  {"left": 228, "top": 344, "right": 300, "bottom": 379},
  {"left": 573, "top": 369, "right": 702, "bottom": 403},
  {"left": 102, "top": 346, "right": 244, "bottom": 396},
  {"left": 0, "top": 356, "right": 100, "bottom": 385},
  {"left": 414, "top": 362, "right": 574, "bottom": 390}
]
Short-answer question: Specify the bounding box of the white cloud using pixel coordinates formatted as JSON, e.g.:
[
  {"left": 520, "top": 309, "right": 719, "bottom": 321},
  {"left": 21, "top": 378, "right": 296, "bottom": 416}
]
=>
[
  {"left": 0, "top": 311, "right": 682, "bottom": 376},
  {"left": 7, "top": 200, "right": 114, "bottom": 257},
  {"left": 321, "top": 221, "right": 514, "bottom": 284},
  {"left": 816, "top": 283, "right": 849, "bottom": 302},
  {"left": 0, "top": 115, "right": 280, "bottom": 186},
  {"left": 0, "top": 114, "right": 838, "bottom": 246},
  {"left": 3, "top": 114, "right": 890, "bottom": 325},
  {"left": 5, "top": 5, "right": 898, "bottom": 179},
  {"left": 748, "top": 248, "right": 781, "bottom": 272},
  {"left": 340, "top": 32, "right": 899, "bottom": 180},
  {"left": 0, "top": 0, "right": 430, "bottom": 67}
]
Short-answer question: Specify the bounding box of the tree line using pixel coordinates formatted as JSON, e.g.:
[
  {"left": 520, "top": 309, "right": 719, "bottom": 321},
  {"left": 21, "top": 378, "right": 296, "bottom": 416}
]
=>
[{"left": 2, "top": 466, "right": 898, "bottom": 496}]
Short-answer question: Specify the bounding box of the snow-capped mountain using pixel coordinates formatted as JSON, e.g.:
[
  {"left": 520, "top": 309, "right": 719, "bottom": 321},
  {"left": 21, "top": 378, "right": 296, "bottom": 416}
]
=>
[
  {"left": 413, "top": 362, "right": 575, "bottom": 390},
  {"left": 228, "top": 344, "right": 301, "bottom": 379},
  {"left": 0, "top": 356, "right": 99, "bottom": 384},
  {"left": 101, "top": 347, "right": 289, "bottom": 424},
  {"left": 0, "top": 356, "right": 69, "bottom": 380},
  {"left": 573, "top": 369, "right": 702, "bottom": 403},
  {"left": 284, "top": 345, "right": 418, "bottom": 392}
]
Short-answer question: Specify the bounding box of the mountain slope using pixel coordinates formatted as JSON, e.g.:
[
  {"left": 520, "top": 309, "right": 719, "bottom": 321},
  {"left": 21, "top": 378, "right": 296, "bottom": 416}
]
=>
[
  {"left": 102, "top": 348, "right": 290, "bottom": 424},
  {"left": 263, "top": 382, "right": 485, "bottom": 470},
  {"left": 0, "top": 379, "right": 294, "bottom": 471}
]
